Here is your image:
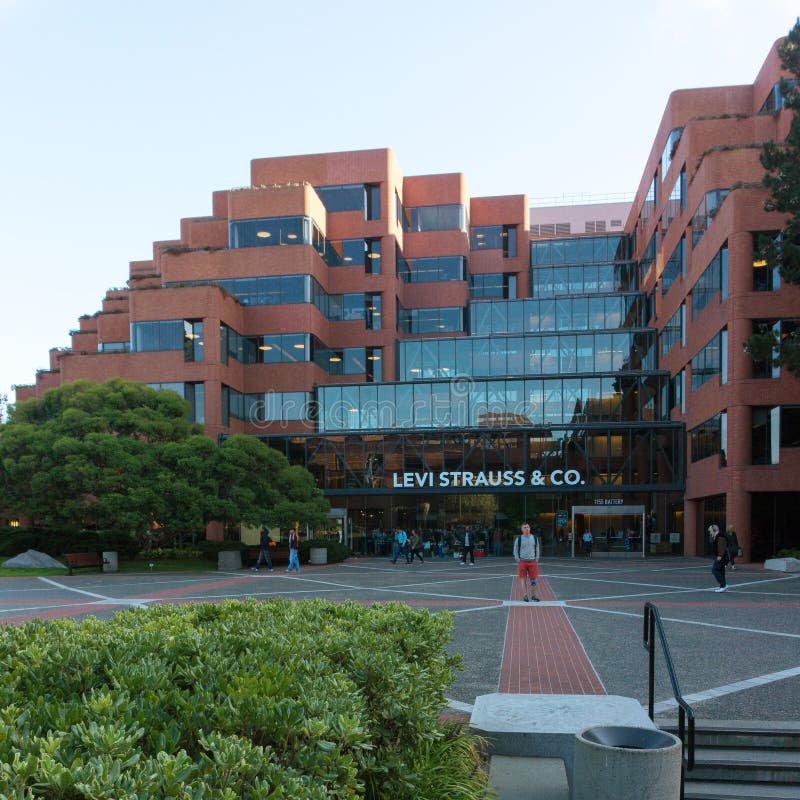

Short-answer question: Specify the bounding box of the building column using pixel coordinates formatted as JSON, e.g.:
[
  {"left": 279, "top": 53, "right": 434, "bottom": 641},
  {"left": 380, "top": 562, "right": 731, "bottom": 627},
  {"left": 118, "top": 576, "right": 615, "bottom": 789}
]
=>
[
  {"left": 684, "top": 498, "right": 701, "bottom": 556},
  {"left": 727, "top": 490, "right": 752, "bottom": 564}
]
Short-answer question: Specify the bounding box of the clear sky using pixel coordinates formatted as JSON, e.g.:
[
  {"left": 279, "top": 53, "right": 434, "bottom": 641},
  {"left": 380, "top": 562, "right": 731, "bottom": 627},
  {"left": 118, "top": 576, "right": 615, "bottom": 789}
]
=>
[{"left": 0, "top": 0, "right": 797, "bottom": 408}]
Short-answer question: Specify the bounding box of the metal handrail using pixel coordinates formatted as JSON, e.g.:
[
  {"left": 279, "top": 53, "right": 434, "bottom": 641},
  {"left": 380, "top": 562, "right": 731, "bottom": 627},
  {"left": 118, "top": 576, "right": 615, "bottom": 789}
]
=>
[{"left": 643, "top": 602, "right": 696, "bottom": 800}]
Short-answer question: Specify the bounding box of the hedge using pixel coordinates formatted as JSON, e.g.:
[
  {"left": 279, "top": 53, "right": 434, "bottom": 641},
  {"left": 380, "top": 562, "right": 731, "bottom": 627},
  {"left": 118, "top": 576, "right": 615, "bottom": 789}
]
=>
[
  {"left": 0, "top": 600, "right": 490, "bottom": 799},
  {"left": 0, "top": 528, "right": 138, "bottom": 560}
]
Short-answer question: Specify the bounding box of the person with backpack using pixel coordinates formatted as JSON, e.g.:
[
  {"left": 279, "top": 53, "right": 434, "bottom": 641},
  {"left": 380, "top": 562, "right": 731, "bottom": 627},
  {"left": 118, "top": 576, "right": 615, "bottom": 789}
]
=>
[
  {"left": 251, "top": 527, "right": 274, "bottom": 572},
  {"left": 514, "top": 522, "right": 541, "bottom": 602},
  {"left": 287, "top": 528, "right": 301, "bottom": 572}
]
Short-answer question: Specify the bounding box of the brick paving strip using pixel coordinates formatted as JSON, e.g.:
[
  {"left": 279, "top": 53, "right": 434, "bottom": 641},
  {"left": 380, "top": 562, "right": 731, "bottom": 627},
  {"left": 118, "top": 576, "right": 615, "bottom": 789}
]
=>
[{"left": 499, "top": 577, "right": 605, "bottom": 694}]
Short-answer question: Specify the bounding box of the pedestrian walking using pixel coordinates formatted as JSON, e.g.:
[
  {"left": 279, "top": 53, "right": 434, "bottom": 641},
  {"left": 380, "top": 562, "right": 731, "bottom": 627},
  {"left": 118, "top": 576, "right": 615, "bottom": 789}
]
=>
[
  {"left": 409, "top": 529, "right": 424, "bottom": 564},
  {"left": 287, "top": 528, "right": 301, "bottom": 572},
  {"left": 251, "top": 527, "right": 274, "bottom": 572},
  {"left": 462, "top": 529, "right": 475, "bottom": 565},
  {"left": 582, "top": 530, "right": 593, "bottom": 558},
  {"left": 391, "top": 528, "right": 409, "bottom": 564},
  {"left": 514, "top": 522, "right": 541, "bottom": 602},
  {"left": 709, "top": 524, "right": 729, "bottom": 592},
  {"left": 726, "top": 524, "right": 740, "bottom": 569}
]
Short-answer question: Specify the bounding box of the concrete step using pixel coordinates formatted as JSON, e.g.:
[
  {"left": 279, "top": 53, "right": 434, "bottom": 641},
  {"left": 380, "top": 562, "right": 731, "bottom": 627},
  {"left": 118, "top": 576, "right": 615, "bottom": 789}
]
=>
[
  {"left": 488, "top": 755, "right": 569, "bottom": 800},
  {"left": 658, "top": 720, "right": 800, "bottom": 750},
  {"left": 656, "top": 720, "right": 800, "bottom": 797},
  {"left": 687, "top": 746, "right": 800, "bottom": 784},
  {"left": 684, "top": 781, "right": 800, "bottom": 799}
]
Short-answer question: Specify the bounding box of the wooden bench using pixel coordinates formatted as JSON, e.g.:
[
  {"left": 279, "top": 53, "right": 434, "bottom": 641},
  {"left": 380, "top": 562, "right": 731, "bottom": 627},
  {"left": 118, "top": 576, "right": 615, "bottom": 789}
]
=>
[
  {"left": 244, "top": 546, "right": 291, "bottom": 567},
  {"left": 64, "top": 552, "right": 103, "bottom": 575}
]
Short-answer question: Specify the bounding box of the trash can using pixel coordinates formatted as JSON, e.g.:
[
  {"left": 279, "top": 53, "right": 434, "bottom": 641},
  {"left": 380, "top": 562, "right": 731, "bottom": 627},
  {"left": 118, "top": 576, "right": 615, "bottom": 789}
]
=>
[
  {"left": 309, "top": 547, "right": 327, "bottom": 565},
  {"left": 572, "top": 725, "right": 681, "bottom": 800},
  {"left": 102, "top": 551, "right": 118, "bottom": 573},
  {"left": 218, "top": 550, "right": 242, "bottom": 570}
]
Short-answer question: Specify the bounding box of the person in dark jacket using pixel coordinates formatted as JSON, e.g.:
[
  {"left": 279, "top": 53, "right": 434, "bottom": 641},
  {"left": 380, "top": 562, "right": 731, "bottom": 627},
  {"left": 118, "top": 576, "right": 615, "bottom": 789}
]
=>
[
  {"left": 726, "top": 524, "right": 740, "bottom": 570},
  {"left": 709, "top": 524, "right": 729, "bottom": 592},
  {"left": 252, "top": 527, "right": 274, "bottom": 572}
]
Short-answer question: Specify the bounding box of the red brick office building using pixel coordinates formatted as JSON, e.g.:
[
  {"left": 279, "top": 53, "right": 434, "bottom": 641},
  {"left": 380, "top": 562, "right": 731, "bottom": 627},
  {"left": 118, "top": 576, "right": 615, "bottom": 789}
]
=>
[{"left": 15, "top": 36, "right": 799, "bottom": 560}]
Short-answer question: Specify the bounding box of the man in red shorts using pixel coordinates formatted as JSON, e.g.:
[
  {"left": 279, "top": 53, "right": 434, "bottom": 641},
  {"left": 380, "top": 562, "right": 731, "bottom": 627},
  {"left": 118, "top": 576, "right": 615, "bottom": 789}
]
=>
[{"left": 514, "top": 522, "right": 541, "bottom": 602}]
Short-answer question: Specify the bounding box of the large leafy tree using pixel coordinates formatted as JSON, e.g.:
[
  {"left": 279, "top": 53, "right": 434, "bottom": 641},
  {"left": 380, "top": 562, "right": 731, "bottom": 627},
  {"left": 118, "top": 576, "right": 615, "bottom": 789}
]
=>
[
  {"left": 0, "top": 380, "right": 200, "bottom": 535},
  {"left": 213, "top": 435, "right": 329, "bottom": 531},
  {"left": 0, "top": 380, "right": 329, "bottom": 540},
  {"left": 746, "top": 21, "right": 800, "bottom": 376}
]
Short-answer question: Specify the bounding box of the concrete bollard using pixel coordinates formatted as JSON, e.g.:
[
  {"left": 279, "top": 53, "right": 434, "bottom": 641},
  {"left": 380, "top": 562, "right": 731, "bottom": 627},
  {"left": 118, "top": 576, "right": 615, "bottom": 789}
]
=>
[
  {"left": 102, "top": 551, "right": 118, "bottom": 573},
  {"left": 572, "top": 725, "right": 682, "bottom": 800},
  {"left": 217, "top": 550, "right": 242, "bottom": 570},
  {"left": 309, "top": 547, "right": 327, "bottom": 565}
]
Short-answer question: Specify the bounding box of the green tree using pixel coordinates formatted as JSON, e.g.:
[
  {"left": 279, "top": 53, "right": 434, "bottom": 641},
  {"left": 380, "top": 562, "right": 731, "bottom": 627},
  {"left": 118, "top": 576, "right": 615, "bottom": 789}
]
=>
[
  {"left": 213, "top": 435, "right": 329, "bottom": 532},
  {"left": 0, "top": 380, "right": 329, "bottom": 542},
  {"left": 746, "top": 21, "right": 800, "bottom": 376},
  {"left": 0, "top": 380, "right": 198, "bottom": 535}
]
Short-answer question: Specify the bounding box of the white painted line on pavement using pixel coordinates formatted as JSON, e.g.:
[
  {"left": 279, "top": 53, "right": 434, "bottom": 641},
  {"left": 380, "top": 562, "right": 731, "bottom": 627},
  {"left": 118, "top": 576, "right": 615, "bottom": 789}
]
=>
[
  {"left": 38, "top": 577, "right": 149, "bottom": 608},
  {"left": 452, "top": 603, "right": 511, "bottom": 614},
  {"left": 566, "top": 603, "right": 800, "bottom": 639},
  {"left": 652, "top": 665, "right": 800, "bottom": 713}
]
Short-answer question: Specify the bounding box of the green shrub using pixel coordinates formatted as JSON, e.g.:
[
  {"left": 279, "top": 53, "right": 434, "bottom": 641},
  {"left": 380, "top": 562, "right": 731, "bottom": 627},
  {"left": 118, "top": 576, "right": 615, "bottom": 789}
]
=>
[
  {"left": 776, "top": 548, "right": 800, "bottom": 559},
  {"left": 0, "top": 600, "right": 489, "bottom": 799},
  {"left": 299, "top": 538, "right": 350, "bottom": 564}
]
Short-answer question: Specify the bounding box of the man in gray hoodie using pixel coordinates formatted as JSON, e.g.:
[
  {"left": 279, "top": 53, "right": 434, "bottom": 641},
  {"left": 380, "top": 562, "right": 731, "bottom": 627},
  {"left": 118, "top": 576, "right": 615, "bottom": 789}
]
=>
[{"left": 514, "top": 522, "right": 541, "bottom": 602}]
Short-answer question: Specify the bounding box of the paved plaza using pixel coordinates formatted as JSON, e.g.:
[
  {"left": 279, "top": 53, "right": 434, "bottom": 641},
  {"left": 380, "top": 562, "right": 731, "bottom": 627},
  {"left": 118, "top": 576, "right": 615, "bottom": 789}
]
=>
[{"left": 1, "top": 555, "right": 798, "bottom": 722}]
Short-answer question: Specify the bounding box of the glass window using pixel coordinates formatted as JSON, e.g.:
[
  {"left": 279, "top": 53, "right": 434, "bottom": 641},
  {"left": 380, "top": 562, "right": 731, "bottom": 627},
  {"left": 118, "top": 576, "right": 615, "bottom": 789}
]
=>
[
  {"left": 469, "top": 273, "right": 512, "bottom": 298},
  {"left": 398, "top": 306, "right": 463, "bottom": 334},
  {"left": 229, "top": 215, "right": 311, "bottom": 248},
  {"left": 471, "top": 224, "right": 517, "bottom": 257},
  {"left": 438, "top": 338, "right": 455, "bottom": 377},
  {"left": 642, "top": 174, "right": 657, "bottom": 226},
  {"left": 315, "top": 184, "right": 367, "bottom": 214},
  {"left": 473, "top": 339, "right": 491, "bottom": 376},
  {"left": 759, "top": 79, "right": 797, "bottom": 114},
  {"left": 690, "top": 414, "right": 723, "bottom": 463},
  {"left": 691, "top": 244, "right": 727, "bottom": 320},
  {"left": 377, "top": 384, "right": 396, "bottom": 429},
  {"left": 472, "top": 301, "right": 492, "bottom": 334},
  {"left": 507, "top": 337, "right": 524, "bottom": 375},
  {"left": 184, "top": 382, "right": 204, "bottom": 424},
  {"left": 691, "top": 189, "right": 729, "bottom": 248},
  {"left": 131, "top": 320, "right": 185, "bottom": 353},
  {"left": 97, "top": 341, "right": 129, "bottom": 353},
  {"left": 400, "top": 256, "right": 465, "bottom": 283},
  {"left": 661, "top": 304, "right": 684, "bottom": 357},
  {"left": 413, "top": 384, "right": 432, "bottom": 427},
  {"left": 661, "top": 128, "right": 683, "bottom": 176},
  {"left": 752, "top": 406, "right": 779, "bottom": 465},
  {"left": 408, "top": 204, "right": 465, "bottom": 232},
  {"left": 752, "top": 231, "right": 782, "bottom": 291},
  {"left": 640, "top": 232, "right": 657, "bottom": 283},
  {"left": 661, "top": 237, "right": 685, "bottom": 296},
  {"left": 780, "top": 406, "right": 800, "bottom": 447},
  {"left": 396, "top": 384, "right": 413, "bottom": 428},
  {"left": 366, "top": 184, "right": 380, "bottom": 220},
  {"left": 691, "top": 332, "right": 722, "bottom": 391}
]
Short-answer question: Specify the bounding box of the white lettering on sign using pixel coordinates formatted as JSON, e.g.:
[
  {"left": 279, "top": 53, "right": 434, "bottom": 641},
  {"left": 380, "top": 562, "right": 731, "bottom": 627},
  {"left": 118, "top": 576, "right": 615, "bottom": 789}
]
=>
[{"left": 390, "top": 470, "right": 585, "bottom": 489}]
